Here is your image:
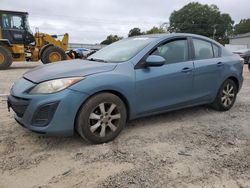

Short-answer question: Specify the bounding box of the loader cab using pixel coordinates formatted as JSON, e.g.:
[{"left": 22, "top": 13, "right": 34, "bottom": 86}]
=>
[{"left": 0, "top": 10, "right": 35, "bottom": 45}]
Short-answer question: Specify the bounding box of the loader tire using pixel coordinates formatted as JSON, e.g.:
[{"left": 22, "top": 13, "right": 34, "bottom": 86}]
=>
[
  {"left": 41, "top": 46, "right": 67, "bottom": 64},
  {"left": 0, "top": 46, "right": 13, "bottom": 70}
]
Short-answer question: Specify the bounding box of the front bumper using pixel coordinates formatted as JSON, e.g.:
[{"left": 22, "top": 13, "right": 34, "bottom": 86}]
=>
[{"left": 8, "top": 78, "right": 89, "bottom": 136}]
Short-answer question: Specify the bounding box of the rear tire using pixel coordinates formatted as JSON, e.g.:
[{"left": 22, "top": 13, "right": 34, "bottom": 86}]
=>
[
  {"left": 211, "top": 79, "right": 237, "bottom": 111},
  {"left": 76, "top": 93, "right": 127, "bottom": 144},
  {"left": 41, "top": 46, "right": 67, "bottom": 64},
  {"left": 0, "top": 46, "right": 13, "bottom": 70}
]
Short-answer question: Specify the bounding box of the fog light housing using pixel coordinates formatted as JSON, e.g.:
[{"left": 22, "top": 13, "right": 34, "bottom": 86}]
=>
[{"left": 31, "top": 101, "right": 59, "bottom": 127}]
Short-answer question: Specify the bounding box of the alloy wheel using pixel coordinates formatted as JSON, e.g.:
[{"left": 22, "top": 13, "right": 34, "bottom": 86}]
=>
[
  {"left": 221, "top": 83, "right": 235, "bottom": 107},
  {"left": 88, "top": 102, "right": 121, "bottom": 138}
]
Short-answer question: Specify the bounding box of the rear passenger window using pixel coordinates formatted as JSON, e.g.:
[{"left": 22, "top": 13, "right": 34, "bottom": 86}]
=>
[
  {"left": 151, "top": 39, "right": 189, "bottom": 64},
  {"left": 213, "top": 44, "right": 220, "bottom": 58},
  {"left": 193, "top": 39, "right": 213, "bottom": 60}
]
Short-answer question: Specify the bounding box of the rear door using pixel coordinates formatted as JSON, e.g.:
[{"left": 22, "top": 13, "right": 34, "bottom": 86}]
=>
[{"left": 192, "top": 38, "right": 223, "bottom": 102}]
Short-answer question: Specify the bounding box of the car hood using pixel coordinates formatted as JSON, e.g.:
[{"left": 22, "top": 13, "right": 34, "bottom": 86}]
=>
[{"left": 23, "top": 59, "right": 117, "bottom": 83}]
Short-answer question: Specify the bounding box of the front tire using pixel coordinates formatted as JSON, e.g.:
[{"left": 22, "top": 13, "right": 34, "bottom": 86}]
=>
[
  {"left": 211, "top": 79, "right": 237, "bottom": 111},
  {"left": 41, "top": 46, "right": 67, "bottom": 64},
  {"left": 0, "top": 46, "right": 13, "bottom": 70},
  {"left": 76, "top": 93, "right": 127, "bottom": 144}
]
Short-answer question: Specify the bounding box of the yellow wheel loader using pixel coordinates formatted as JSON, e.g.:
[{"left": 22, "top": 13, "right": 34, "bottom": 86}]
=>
[{"left": 0, "top": 10, "right": 73, "bottom": 70}]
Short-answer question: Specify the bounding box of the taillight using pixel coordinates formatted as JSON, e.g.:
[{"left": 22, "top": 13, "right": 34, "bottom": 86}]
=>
[{"left": 240, "top": 58, "right": 244, "bottom": 66}]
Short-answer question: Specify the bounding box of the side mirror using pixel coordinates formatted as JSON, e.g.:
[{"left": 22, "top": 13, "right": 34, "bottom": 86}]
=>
[{"left": 145, "top": 55, "right": 165, "bottom": 67}]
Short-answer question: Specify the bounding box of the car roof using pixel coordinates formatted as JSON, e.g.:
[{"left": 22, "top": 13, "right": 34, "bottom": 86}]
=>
[{"left": 130, "top": 33, "right": 222, "bottom": 46}]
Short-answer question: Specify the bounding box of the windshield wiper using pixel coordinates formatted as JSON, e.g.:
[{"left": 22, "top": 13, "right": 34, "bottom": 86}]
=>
[{"left": 88, "top": 58, "right": 107, "bottom": 63}]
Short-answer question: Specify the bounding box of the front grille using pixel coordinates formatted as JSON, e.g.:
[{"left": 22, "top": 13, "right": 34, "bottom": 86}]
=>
[
  {"left": 8, "top": 95, "right": 30, "bottom": 118},
  {"left": 31, "top": 101, "right": 59, "bottom": 127}
]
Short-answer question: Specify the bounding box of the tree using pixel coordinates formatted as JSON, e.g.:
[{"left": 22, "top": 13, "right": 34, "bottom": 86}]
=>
[
  {"left": 234, "top": 18, "right": 250, "bottom": 35},
  {"left": 146, "top": 27, "right": 165, "bottom": 34},
  {"left": 101, "top": 35, "right": 123, "bottom": 45},
  {"left": 128, "top": 27, "right": 144, "bottom": 37},
  {"left": 168, "top": 2, "right": 234, "bottom": 44},
  {"left": 128, "top": 26, "right": 165, "bottom": 37}
]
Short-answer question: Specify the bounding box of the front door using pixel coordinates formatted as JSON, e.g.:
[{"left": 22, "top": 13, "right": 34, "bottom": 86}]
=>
[{"left": 135, "top": 38, "right": 194, "bottom": 116}]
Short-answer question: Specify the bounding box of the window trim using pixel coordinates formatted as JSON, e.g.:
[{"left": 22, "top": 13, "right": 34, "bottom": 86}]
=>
[
  {"left": 190, "top": 37, "right": 221, "bottom": 60},
  {"left": 212, "top": 43, "right": 221, "bottom": 58},
  {"left": 135, "top": 36, "right": 192, "bottom": 69}
]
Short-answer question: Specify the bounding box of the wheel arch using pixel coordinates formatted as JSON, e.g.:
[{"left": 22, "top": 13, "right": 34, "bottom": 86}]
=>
[
  {"left": 100, "top": 90, "right": 131, "bottom": 119},
  {"left": 74, "top": 90, "right": 131, "bottom": 131},
  {"left": 212, "top": 75, "right": 240, "bottom": 103},
  {"left": 227, "top": 76, "right": 239, "bottom": 92}
]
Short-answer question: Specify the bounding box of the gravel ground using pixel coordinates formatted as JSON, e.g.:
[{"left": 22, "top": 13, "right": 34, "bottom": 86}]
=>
[{"left": 0, "top": 61, "right": 249, "bottom": 188}]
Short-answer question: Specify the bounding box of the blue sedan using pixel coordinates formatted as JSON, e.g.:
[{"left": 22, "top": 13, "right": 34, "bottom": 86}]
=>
[{"left": 8, "top": 33, "right": 244, "bottom": 144}]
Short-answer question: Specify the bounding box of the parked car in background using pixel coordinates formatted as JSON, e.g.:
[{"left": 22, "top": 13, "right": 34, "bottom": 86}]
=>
[
  {"left": 233, "top": 49, "right": 250, "bottom": 64},
  {"left": 85, "top": 49, "right": 98, "bottom": 58},
  {"left": 72, "top": 48, "right": 97, "bottom": 59},
  {"left": 8, "top": 33, "right": 243, "bottom": 144},
  {"left": 72, "top": 48, "right": 91, "bottom": 59}
]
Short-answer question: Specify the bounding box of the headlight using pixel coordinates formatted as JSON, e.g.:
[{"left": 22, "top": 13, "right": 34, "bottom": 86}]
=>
[{"left": 29, "top": 77, "right": 84, "bottom": 94}]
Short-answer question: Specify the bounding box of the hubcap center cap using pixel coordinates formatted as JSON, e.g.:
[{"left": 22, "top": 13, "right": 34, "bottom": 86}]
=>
[{"left": 102, "top": 116, "right": 109, "bottom": 124}]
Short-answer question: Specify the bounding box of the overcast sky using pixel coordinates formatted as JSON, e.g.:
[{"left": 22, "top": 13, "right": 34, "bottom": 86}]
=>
[{"left": 1, "top": 0, "right": 249, "bottom": 43}]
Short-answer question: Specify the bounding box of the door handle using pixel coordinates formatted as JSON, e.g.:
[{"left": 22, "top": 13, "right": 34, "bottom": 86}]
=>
[
  {"left": 217, "top": 62, "right": 224, "bottom": 67},
  {"left": 181, "top": 67, "right": 193, "bottom": 73}
]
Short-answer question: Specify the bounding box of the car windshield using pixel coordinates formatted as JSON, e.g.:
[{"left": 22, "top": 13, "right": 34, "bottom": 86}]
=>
[{"left": 87, "top": 37, "right": 155, "bottom": 63}]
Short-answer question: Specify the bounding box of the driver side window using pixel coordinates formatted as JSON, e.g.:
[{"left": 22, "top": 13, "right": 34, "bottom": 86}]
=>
[{"left": 151, "top": 39, "right": 189, "bottom": 64}]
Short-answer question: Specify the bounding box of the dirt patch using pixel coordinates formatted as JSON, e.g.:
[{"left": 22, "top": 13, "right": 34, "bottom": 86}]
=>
[{"left": 0, "top": 62, "right": 250, "bottom": 187}]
